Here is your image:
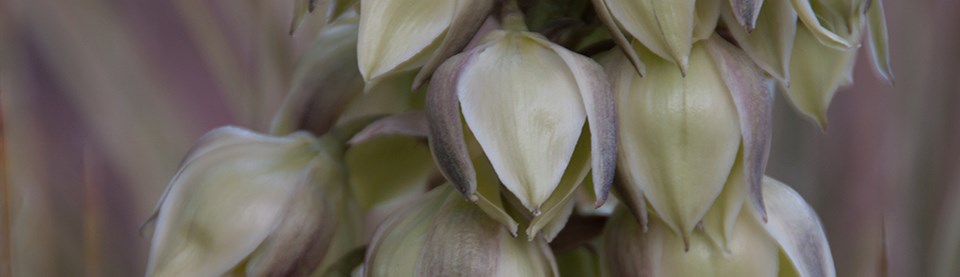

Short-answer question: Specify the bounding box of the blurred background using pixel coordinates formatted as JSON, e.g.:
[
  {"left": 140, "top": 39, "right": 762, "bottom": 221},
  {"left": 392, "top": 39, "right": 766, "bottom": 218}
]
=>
[{"left": 0, "top": 0, "right": 957, "bottom": 276}]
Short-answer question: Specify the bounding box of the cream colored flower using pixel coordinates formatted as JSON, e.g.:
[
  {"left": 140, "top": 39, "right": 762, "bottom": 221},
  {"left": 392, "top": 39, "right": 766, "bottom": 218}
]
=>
[
  {"left": 144, "top": 127, "right": 360, "bottom": 276},
  {"left": 425, "top": 29, "right": 617, "bottom": 240}
]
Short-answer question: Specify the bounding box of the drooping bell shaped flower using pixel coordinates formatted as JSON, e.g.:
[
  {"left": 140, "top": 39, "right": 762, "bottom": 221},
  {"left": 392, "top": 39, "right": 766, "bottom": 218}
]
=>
[
  {"left": 364, "top": 185, "right": 558, "bottom": 277},
  {"left": 604, "top": 36, "right": 773, "bottom": 243},
  {"left": 592, "top": 0, "right": 723, "bottom": 75},
  {"left": 426, "top": 28, "right": 617, "bottom": 240},
  {"left": 603, "top": 176, "right": 835, "bottom": 277},
  {"left": 719, "top": 0, "right": 893, "bottom": 128},
  {"left": 357, "top": 0, "right": 494, "bottom": 88},
  {"left": 143, "top": 127, "right": 360, "bottom": 276}
]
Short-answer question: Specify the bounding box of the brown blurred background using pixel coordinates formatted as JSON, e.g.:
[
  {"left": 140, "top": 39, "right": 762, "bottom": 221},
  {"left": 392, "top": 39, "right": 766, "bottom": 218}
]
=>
[{"left": 0, "top": 0, "right": 957, "bottom": 276}]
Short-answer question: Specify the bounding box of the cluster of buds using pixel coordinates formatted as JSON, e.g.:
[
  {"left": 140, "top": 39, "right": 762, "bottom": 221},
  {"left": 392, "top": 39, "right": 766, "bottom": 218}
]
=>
[{"left": 143, "top": 0, "right": 891, "bottom": 275}]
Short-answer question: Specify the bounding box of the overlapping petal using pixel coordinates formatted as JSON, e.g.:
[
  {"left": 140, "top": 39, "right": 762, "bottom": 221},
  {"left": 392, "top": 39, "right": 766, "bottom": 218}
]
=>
[
  {"left": 759, "top": 177, "right": 837, "bottom": 277},
  {"left": 603, "top": 0, "right": 696, "bottom": 73},
  {"left": 784, "top": 26, "right": 858, "bottom": 129},
  {"left": 721, "top": 0, "right": 797, "bottom": 82}
]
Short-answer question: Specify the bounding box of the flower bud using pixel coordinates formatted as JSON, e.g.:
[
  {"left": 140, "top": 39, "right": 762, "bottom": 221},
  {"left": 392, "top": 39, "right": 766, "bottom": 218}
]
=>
[
  {"left": 364, "top": 186, "right": 558, "bottom": 277},
  {"left": 144, "top": 127, "right": 359, "bottom": 276},
  {"left": 272, "top": 14, "right": 364, "bottom": 136},
  {"left": 782, "top": 25, "right": 857, "bottom": 129},
  {"left": 425, "top": 29, "right": 618, "bottom": 239},
  {"left": 358, "top": 0, "right": 494, "bottom": 87},
  {"left": 603, "top": 206, "right": 780, "bottom": 277}
]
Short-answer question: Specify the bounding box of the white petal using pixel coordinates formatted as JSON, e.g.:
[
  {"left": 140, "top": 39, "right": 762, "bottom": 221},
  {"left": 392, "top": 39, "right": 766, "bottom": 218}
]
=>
[
  {"left": 760, "top": 177, "right": 836, "bottom": 277},
  {"left": 605, "top": 0, "right": 696, "bottom": 73},
  {"left": 358, "top": 0, "right": 455, "bottom": 82},
  {"left": 458, "top": 32, "right": 586, "bottom": 212},
  {"left": 722, "top": 0, "right": 797, "bottom": 82},
  {"left": 591, "top": 0, "right": 646, "bottom": 76},
  {"left": 526, "top": 35, "right": 618, "bottom": 206}
]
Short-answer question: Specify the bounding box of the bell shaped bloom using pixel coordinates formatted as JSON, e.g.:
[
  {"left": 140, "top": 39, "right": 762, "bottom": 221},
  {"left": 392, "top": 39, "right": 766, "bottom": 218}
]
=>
[
  {"left": 592, "top": 0, "right": 723, "bottom": 75},
  {"left": 357, "top": 0, "right": 494, "bottom": 87},
  {"left": 603, "top": 177, "right": 835, "bottom": 277},
  {"left": 425, "top": 29, "right": 617, "bottom": 240},
  {"left": 364, "top": 186, "right": 558, "bottom": 277},
  {"left": 605, "top": 36, "right": 773, "bottom": 243},
  {"left": 720, "top": 0, "right": 893, "bottom": 127},
  {"left": 143, "top": 127, "right": 360, "bottom": 276}
]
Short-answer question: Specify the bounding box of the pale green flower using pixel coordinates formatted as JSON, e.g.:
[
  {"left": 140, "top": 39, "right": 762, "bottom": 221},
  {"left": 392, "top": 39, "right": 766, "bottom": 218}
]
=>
[
  {"left": 604, "top": 177, "right": 835, "bottom": 277},
  {"left": 144, "top": 127, "right": 360, "bottom": 276},
  {"left": 425, "top": 28, "right": 617, "bottom": 240}
]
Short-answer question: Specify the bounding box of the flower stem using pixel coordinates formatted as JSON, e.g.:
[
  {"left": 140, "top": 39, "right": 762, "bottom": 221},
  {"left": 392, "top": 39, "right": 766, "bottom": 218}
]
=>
[{"left": 501, "top": 0, "right": 528, "bottom": 32}]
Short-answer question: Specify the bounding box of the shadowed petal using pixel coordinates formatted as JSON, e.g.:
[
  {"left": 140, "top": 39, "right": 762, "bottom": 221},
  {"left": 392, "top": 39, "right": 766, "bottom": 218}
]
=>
[
  {"left": 425, "top": 53, "right": 478, "bottom": 199},
  {"left": 721, "top": 0, "right": 796, "bottom": 82},
  {"left": 760, "top": 177, "right": 836, "bottom": 277},
  {"left": 706, "top": 36, "right": 773, "bottom": 221},
  {"left": 728, "top": 0, "right": 765, "bottom": 31},
  {"left": 694, "top": 0, "right": 721, "bottom": 42},
  {"left": 348, "top": 111, "right": 429, "bottom": 145},
  {"left": 591, "top": 0, "right": 646, "bottom": 76},
  {"left": 789, "top": 0, "right": 855, "bottom": 49}
]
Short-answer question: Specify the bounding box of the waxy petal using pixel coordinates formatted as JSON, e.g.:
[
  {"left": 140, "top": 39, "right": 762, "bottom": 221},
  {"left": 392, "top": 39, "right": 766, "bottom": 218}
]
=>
[
  {"left": 706, "top": 36, "right": 774, "bottom": 221},
  {"left": 412, "top": 0, "right": 495, "bottom": 89},
  {"left": 784, "top": 26, "right": 857, "bottom": 129},
  {"left": 358, "top": 0, "right": 455, "bottom": 82},
  {"left": 527, "top": 35, "right": 618, "bottom": 207},
  {"left": 615, "top": 44, "right": 741, "bottom": 240},
  {"left": 591, "top": 0, "right": 646, "bottom": 76},
  {"left": 458, "top": 32, "right": 586, "bottom": 212},
  {"left": 605, "top": 0, "right": 696, "bottom": 73},
  {"left": 146, "top": 129, "right": 318, "bottom": 276},
  {"left": 760, "top": 177, "right": 836, "bottom": 277},
  {"left": 728, "top": 0, "right": 765, "bottom": 31},
  {"left": 866, "top": 0, "right": 894, "bottom": 84},
  {"left": 599, "top": 51, "right": 649, "bottom": 228},
  {"left": 426, "top": 53, "right": 478, "bottom": 198},
  {"left": 722, "top": 0, "right": 797, "bottom": 82}
]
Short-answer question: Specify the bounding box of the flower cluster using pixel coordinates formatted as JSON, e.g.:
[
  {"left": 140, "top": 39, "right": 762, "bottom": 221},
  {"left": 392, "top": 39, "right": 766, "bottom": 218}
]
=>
[{"left": 143, "top": 0, "right": 891, "bottom": 276}]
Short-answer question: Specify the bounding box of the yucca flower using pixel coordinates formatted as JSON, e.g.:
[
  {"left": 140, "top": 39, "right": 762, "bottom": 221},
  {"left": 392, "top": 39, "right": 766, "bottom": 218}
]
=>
[
  {"left": 604, "top": 177, "right": 835, "bottom": 277},
  {"left": 605, "top": 36, "right": 773, "bottom": 245},
  {"left": 365, "top": 185, "right": 558, "bottom": 277},
  {"left": 143, "top": 127, "right": 361, "bottom": 276},
  {"left": 425, "top": 14, "right": 617, "bottom": 239}
]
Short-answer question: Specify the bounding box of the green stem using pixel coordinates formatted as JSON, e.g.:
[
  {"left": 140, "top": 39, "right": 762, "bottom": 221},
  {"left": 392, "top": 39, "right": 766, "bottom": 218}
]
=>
[{"left": 501, "top": 0, "right": 528, "bottom": 31}]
